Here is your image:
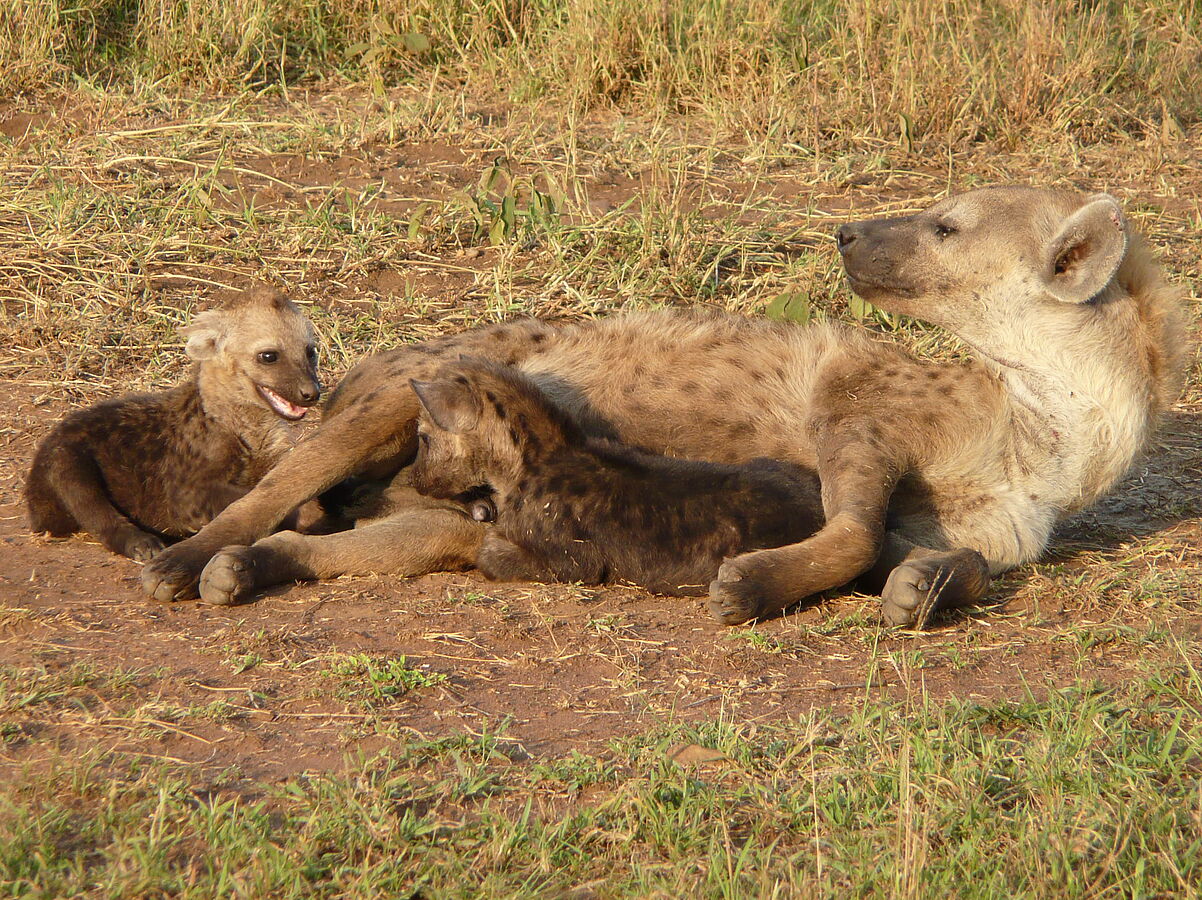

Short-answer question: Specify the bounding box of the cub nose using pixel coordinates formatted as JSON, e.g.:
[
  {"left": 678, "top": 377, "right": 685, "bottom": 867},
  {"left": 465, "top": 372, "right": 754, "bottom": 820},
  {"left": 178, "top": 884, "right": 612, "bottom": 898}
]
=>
[
  {"left": 299, "top": 383, "right": 321, "bottom": 404},
  {"left": 836, "top": 223, "right": 860, "bottom": 252}
]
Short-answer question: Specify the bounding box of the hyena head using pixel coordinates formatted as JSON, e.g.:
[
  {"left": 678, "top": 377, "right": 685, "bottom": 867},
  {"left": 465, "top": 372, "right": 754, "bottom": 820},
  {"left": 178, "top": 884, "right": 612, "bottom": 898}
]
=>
[
  {"left": 836, "top": 186, "right": 1136, "bottom": 345},
  {"left": 409, "top": 359, "right": 579, "bottom": 500},
  {"left": 181, "top": 285, "right": 321, "bottom": 421}
]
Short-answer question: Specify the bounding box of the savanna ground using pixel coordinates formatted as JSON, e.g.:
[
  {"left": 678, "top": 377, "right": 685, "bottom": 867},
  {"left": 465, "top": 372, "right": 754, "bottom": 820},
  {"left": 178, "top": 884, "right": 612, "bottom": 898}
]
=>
[{"left": 2, "top": 1, "right": 1202, "bottom": 896}]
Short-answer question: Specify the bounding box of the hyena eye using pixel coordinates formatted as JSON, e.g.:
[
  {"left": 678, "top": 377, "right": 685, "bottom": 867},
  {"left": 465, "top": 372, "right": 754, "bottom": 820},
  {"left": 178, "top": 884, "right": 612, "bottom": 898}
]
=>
[
  {"left": 306, "top": 346, "right": 317, "bottom": 362},
  {"left": 934, "top": 221, "right": 958, "bottom": 240},
  {"left": 257, "top": 350, "right": 279, "bottom": 365}
]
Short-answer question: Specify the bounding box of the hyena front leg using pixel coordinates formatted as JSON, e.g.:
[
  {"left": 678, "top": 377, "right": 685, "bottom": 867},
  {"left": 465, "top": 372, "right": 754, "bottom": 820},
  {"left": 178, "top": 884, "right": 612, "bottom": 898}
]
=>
[
  {"left": 142, "top": 321, "right": 559, "bottom": 602},
  {"left": 708, "top": 422, "right": 900, "bottom": 625}
]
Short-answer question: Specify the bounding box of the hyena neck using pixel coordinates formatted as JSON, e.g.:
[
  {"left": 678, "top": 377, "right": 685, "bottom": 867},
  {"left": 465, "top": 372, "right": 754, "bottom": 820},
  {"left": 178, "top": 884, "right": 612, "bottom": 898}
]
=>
[
  {"left": 193, "top": 365, "right": 300, "bottom": 462},
  {"left": 968, "top": 264, "right": 1184, "bottom": 512}
]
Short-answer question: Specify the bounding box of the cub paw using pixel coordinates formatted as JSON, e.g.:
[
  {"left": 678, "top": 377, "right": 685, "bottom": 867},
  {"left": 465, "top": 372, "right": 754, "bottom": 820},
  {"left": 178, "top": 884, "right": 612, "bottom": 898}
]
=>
[
  {"left": 140, "top": 541, "right": 212, "bottom": 602},
  {"left": 707, "top": 560, "right": 765, "bottom": 625},
  {"left": 198, "top": 547, "right": 258, "bottom": 606},
  {"left": 124, "top": 532, "right": 166, "bottom": 563}
]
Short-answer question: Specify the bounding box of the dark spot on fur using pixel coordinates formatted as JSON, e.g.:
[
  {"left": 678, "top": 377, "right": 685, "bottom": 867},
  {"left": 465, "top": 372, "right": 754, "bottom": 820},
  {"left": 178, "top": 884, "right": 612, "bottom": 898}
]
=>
[
  {"left": 926, "top": 370, "right": 940, "bottom": 380},
  {"left": 532, "top": 332, "right": 546, "bottom": 344},
  {"left": 938, "top": 384, "right": 954, "bottom": 396}
]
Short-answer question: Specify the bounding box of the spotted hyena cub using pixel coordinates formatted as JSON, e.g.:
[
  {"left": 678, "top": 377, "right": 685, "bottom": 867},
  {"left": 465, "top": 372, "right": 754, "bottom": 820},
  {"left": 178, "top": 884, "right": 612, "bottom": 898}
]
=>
[
  {"left": 409, "top": 359, "right": 823, "bottom": 595},
  {"left": 26, "top": 286, "right": 321, "bottom": 561}
]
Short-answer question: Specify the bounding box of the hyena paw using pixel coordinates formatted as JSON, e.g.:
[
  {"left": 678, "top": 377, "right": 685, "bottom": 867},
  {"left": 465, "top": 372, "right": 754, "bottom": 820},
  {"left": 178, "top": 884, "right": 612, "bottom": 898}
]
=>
[
  {"left": 707, "top": 559, "right": 766, "bottom": 625},
  {"left": 881, "top": 550, "right": 990, "bottom": 629},
  {"left": 123, "top": 532, "right": 166, "bottom": 563},
  {"left": 198, "top": 547, "right": 259, "bottom": 606},
  {"left": 141, "top": 540, "right": 214, "bottom": 602},
  {"left": 881, "top": 560, "right": 945, "bottom": 628}
]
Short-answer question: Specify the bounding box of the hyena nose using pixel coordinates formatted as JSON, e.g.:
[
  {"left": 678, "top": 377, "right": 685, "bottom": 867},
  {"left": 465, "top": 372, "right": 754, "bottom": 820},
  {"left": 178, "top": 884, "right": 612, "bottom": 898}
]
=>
[
  {"left": 836, "top": 223, "right": 860, "bottom": 252},
  {"left": 299, "top": 383, "right": 320, "bottom": 404}
]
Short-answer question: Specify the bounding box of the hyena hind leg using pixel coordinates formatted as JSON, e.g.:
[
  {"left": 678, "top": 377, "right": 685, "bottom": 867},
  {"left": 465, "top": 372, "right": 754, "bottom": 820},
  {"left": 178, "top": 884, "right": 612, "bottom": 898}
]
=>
[
  {"left": 197, "top": 506, "right": 485, "bottom": 605},
  {"left": 29, "top": 445, "right": 164, "bottom": 561},
  {"left": 864, "top": 533, "right": 992, "bottom": 628}
]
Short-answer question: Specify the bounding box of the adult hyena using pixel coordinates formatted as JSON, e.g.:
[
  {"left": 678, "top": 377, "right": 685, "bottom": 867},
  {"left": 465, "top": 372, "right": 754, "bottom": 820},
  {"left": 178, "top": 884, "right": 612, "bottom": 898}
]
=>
[{"left": 140, "top": 187, "right": 1187, "bottom": 626}]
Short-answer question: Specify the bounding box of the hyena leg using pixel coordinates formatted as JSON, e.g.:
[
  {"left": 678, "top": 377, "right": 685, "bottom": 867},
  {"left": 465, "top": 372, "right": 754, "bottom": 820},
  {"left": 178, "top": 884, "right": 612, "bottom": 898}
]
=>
[
  {"left": 708, "top": 429, "right": 898, "bottom": 625},
  {"left": 863, "top": 533, "right": 991, "bottom": 628},
  {"left": 142, "top": 324, "right": 556, "bottom": 603},
  {"left": 199, "top": 505, "right": 484, "bottom": 605},
  {"left": 39, "top": 446, "right": 164, "bottom": 561},
  {"left": 141, "top": 365, "right": 428, "bottom": 602}
]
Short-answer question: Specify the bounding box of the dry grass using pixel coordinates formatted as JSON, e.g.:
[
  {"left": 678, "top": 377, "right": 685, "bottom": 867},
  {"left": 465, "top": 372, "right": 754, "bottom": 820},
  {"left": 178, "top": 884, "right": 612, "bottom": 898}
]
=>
[{"left": 6, "top": 0, "right": 1202, "bottom": 152}]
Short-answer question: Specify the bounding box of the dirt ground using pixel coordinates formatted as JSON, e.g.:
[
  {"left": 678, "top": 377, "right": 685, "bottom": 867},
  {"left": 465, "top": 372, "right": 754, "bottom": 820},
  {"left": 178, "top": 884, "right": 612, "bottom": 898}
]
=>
[
  {"left": 4, "top": 387, "right": 1200, "bottom": 786},
  {"left": 2, "top": 95, "right": 1200, "bottom": 788}
]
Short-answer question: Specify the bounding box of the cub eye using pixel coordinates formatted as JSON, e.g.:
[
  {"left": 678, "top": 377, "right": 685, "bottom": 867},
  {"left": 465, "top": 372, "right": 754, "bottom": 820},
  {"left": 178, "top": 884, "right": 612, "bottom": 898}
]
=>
[
  {"left": 257, "top": 350, "right": 279, "bottom": 365},
  {"left": 418, "top": 432, "right": 430, "bottom": 446},
  {"left": 306, "top": 346, "right": 317, "bottom": 361},
  {"left": 934, "top": 222, "right": 957, "bottom": 239}
]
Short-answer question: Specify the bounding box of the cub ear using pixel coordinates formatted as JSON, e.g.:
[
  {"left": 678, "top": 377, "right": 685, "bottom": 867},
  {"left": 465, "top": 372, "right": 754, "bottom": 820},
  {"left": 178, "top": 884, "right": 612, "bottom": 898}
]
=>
[
  {"left": 410, "top": 376, "right": 481, "bottom": 434},
  {"left": 180, "top": 310, "right": 227, "bottom": 361},
  {"left": 1045, "top": 193, "right": 1128, "bottom": 304}
]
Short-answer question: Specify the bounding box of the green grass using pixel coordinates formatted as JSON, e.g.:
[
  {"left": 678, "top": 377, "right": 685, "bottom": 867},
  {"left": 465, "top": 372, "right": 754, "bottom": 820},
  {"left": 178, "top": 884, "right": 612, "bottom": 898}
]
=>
[
  {"left": 2, "top": 670, "right": 1201, "bottom": 897},
  {"left": 324, "top": 653, "right": 448, "bottom": 705}
]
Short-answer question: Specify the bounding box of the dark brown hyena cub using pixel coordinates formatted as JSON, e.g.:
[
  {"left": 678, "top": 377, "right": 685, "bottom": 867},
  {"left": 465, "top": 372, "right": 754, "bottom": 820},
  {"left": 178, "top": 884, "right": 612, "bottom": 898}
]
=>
[
  {"left": 26, "top": 287, "right": 321, "bottom": 561},
  {"left": 409, "top": 359, "right": 824, "bottom": 596}
]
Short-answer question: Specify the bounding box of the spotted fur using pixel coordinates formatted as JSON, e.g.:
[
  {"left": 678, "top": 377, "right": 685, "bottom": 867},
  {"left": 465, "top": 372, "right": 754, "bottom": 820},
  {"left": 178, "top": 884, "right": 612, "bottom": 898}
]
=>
[{"left": 409, "top": 359, "right": 823, "bottom": 594}]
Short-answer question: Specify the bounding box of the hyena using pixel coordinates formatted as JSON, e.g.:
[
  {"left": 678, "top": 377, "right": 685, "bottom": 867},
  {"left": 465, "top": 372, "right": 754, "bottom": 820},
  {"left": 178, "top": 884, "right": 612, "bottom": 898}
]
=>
[
  {"left": 139, "top": 187, "right": 1187, "bottom": 627},
  {"left": 408, "top": 358, "right": 824, "bottom": 594},
  {"left": 26, "top": 286, "right": 321, "bottom": 560}
]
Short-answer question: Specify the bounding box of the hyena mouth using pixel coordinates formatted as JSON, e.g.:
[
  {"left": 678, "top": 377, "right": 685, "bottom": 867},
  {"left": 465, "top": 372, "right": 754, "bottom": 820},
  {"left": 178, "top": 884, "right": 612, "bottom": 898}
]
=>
[{"left": 256, "top": 384, "right": 309, "bottom": 420}]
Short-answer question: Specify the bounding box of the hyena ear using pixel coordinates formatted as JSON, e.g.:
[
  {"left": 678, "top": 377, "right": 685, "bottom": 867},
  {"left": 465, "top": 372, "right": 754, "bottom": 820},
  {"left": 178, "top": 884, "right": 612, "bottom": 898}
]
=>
[
  {"left": 410, "top": 377, "right": 482, "bottom": 433},
  {"left": 1045, "top": 193, "right": 1128, "bottom": 304},
  {"left": 180, "top": 310, "right": 227, "bottom": 361}
]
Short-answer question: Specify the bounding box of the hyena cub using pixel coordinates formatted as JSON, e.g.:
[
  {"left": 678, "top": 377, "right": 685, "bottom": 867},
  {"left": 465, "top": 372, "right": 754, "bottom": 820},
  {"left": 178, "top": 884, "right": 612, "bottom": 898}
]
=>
[
  {"left": 409, "top": 359, "right": 823, "bottom": 595},
  {"left": 26, "top": 286, "right": 321, "bottom": 561}
]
